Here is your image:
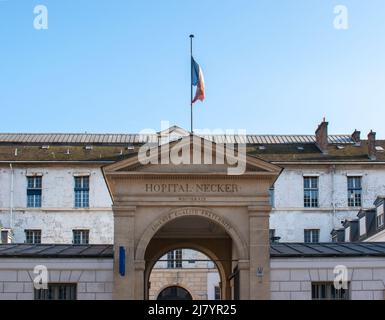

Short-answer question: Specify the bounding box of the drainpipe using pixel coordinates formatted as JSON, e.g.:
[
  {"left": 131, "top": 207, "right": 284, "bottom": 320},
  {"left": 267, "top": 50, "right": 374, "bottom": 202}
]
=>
[
  {"left": 331, "top": 164, "right": 336, "bottom": 217},
  {"left": 331, "top": 164, "right": 336, "bottom": 235},
  {"left": 9, "top": 163, "right": 14, "bottom": 230}
]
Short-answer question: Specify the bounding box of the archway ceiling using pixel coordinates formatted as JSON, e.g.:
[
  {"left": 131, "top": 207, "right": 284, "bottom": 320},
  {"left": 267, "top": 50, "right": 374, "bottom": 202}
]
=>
[{"left": 153, "top": 216, "right": 229, "bottom": 239}]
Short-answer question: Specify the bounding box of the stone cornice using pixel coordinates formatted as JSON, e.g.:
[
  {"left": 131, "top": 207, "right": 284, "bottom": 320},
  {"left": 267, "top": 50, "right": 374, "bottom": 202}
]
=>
[{"left": 112, "top": 205, "right": 136, "bottom": 216}]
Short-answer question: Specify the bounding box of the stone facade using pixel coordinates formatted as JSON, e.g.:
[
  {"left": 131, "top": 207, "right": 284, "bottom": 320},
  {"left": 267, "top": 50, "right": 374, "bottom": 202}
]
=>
[
  {"left": 149, "top": 269, "right": 218, "bottom": 300},
  {"left": 149, "top": 249, "right": 220, "bottom": 300},
  {"left": 0, "top": 258, "right": 113, "bottom": 300},
  {"left": 2, "top": 164, "right": 385, "bottom": 244},
  {"left": 0, "top": 165, "right": 113, "bottom": 244},
  {"left": 1, "top": 256, "right": 385, "bottom": 300},
  {"left": 270, "top": 257, "right": 385, "bottom": 300}
]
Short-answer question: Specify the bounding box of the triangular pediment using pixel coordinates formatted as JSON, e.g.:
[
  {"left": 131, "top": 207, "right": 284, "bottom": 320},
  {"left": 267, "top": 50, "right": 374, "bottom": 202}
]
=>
[{"left": 103, "top": 134, "right": 281, "bottom": 175}]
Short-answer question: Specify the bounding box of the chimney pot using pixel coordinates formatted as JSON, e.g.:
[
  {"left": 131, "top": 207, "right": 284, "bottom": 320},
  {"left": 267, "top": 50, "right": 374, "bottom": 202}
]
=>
[
  {"left": 315, "top": 119, "right": 329, "bottom": 154},
  {"left": 368, "top": 130, "right": 376, "bottom": 160},
  {"left": 351, "top": 129, "right": 361, "bottom": 145}
]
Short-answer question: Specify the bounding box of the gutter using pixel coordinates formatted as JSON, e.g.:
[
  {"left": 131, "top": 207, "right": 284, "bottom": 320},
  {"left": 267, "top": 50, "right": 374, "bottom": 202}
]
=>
[{"left": 272, "top": 161, "right": 385, "bottom": 165}]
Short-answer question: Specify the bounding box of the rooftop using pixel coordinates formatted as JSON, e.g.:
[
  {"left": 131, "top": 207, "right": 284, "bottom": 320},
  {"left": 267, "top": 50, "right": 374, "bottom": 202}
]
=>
[
  {"left": 0, "top": 125, "right": 384, "bottom": 163},
  {"left": 1, "top": 243, "right": 385, "bottom": 258}
]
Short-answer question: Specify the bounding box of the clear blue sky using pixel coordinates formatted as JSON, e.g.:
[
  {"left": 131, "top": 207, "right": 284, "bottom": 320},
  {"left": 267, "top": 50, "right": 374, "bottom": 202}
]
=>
[{"left": 0, "top": 0, "right": 384, "bottom": 137}]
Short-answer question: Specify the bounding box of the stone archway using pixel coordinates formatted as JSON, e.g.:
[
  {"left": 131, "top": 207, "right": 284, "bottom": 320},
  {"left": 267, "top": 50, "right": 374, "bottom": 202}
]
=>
[
  {"left": 146, "top": 243, "right": 226, "bottom": 300},
  {"left": 140, "top": 208, "right": 243, "bottom": 300},
  {"left": 136, "top": 207, "right": 249, "bottom": 262},
  {"left": 102, "top": 134, "right": 282, "bottom": 300}
]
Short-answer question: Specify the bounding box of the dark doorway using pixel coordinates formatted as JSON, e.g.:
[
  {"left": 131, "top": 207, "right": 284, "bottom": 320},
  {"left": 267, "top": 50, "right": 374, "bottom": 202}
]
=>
[{"left": 157, "top": 286, "right": 193, "bottom": 300}]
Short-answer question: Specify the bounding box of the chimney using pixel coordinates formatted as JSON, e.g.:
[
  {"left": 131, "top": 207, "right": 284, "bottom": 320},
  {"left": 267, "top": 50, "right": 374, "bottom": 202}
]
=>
[
  {"left": 368, "top": 130, "right": 376, "bottom": 160},
  {"left": 315, "top": 118, "right": 328, "bottom": 154},
  {"left": 351, "top": 129, "right": 361, "bottom": 145}
]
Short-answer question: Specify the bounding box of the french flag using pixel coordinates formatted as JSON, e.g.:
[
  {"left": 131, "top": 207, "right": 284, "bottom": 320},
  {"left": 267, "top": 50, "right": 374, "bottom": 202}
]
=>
[{"left": 191, "top": 57, "right": 205, "bottom": 103}]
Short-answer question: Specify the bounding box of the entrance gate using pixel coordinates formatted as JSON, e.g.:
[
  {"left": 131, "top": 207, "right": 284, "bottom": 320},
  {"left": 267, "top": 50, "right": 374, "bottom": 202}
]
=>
[{"left": 102, "top": 136, "right": 281, "bottom": 299}]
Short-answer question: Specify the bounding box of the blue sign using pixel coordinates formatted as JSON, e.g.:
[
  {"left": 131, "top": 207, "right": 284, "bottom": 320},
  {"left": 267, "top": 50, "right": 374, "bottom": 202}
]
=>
[{"left": 119, "top": 246, "right": 125, "bottom": 276}]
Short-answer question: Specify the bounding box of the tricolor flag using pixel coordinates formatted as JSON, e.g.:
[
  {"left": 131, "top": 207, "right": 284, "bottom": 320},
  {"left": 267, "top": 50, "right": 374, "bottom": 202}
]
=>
[{"left": 191, "top": 57, "right": 205, "bottom": 103}]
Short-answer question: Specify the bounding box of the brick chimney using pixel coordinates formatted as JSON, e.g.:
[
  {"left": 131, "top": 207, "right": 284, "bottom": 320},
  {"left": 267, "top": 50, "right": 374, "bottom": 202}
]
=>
[
  {"left": 315, "top": 118, "right": 328, "bottom": 154},
  {"left": 351, "top": 129, "right": 361, "bottom": 145},
  {"left": 368, "top": 130, "right": 376, "bottom": 160}
]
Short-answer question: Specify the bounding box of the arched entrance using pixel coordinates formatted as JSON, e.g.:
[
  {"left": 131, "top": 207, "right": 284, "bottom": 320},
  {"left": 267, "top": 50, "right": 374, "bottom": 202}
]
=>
[
  {"left": 102, "top": 134, "right": 281, "bottom": 300},
  {"left": 148, "top": 247, "right": 221, "bottom": 300},
  {"left": 157, "top": 286, "right": 193, "bottom": 300},
  {"left": 140, "top": 209, "right": 247, "bottom": 300}
]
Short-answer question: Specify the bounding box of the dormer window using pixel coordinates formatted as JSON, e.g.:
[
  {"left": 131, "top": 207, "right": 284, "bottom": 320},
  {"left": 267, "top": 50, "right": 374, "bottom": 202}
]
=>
[
  {"left": 359, "top": 217, "right": 366, "bottom": 236},
  {"left": 377, "top": 205, "right": 384, "bottom": 228},
  {"left": 345, "top": 226, "right": 351, "bottom": 242}
]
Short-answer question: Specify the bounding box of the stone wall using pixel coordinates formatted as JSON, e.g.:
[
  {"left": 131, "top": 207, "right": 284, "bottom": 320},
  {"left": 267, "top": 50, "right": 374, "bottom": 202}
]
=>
[
  {"left": 0, "top": 258, "right": 113, "bottom": 300},
  {"left": 272, "top": 166, "right": 385, "bottom": 242},
  {"left": 149, "top": 269, "right": 218, "bottom": 300},
  {"left": 270, "top": 257, "right": 385, "bottom": 300},
  {"left": 2, "top": 164, "right": 385, "bottom": 244},
  {"left": 0, "top": 165, "right": 113, "bottom": 244}
]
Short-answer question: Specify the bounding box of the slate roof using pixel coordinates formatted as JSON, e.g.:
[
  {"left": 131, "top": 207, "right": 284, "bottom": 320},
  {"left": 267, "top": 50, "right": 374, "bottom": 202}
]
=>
[
  {"left": 0, "top": 133, "right": 353, "bottom": 145},
  {"left": 0, "top": 244, "right": 113, "bottom": 258},
  {"left": 0, "top": 140, "right": 384, "bottom": 162},
  {"left": 270, "top": 242, "right": 385, "bottom": 257},
  {"left": 1, "top": 243, "right": 385, "bottom": 258},
  {"left": 0, "top": 126, "right": 384, "bottom": 162}
]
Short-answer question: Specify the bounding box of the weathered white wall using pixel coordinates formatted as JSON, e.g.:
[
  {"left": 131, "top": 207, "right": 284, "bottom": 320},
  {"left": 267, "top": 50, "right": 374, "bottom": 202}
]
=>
[
  {"left": 2, "top": 163, "right": 385, "bottom": 243},
  {"left": 270, "top": 257, "right": 385, "bottom": 300},
  {"left": 271, "top": 166, "right": 385, "bottom": 242},
  {"left": 0, "top": 165, "right": 113, "bottom": 243},
  {"left": 0, "top": 258, "right": 113, "bottom": 300}
]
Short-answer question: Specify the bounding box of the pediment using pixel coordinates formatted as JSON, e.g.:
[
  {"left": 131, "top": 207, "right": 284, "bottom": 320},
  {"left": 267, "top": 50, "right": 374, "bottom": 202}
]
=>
[{"left": 103, "top": 134, "right": 281, "bottom": 175}]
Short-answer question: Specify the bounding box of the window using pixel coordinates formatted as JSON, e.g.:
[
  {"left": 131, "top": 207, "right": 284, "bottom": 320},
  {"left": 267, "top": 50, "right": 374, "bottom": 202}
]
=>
[
  {"left": 377, "top": 205, "right": 384, "bottom": 228},
  {"left": 34, "top": 283, "right": 77, "bottom": 300},
  {"left": 167, "top": 249, "right": 182, "bottom": 269},
  {"left": 27, "top": 176, "right": 42, "bottom": 208},
  {"left": 25, "top": 229, "right": 41, "bottom": 244},
  {"left": 269, "top": 187, "right": 275, "bottom": 207},
  {"left": 74, "top": 176, "right": 89, "bottom": 208},
  {"left": 214, "top": 286, "right": 221, "bottom": 300},
  {"left": 347, "top": 177, "right": 362, "bottom": 207},
  {"left": 304, "top": 177, "right": 319, "bottom": 208},
  {"left": 344, "top": 227, "right": 351, "bottom": 242},
  {"left": 269, "top": 229, "right": 279, "bottom": 243},
  {"left": 312, "top": 282, "right": 349, "bottom": 300},
  {"left": 1, "top": 230, "right": 9, "bottom": 244},
  {"left": 359, "top": 217, "right": 366, "bottom": 236},
  {"left": 72, "top": 229, "right": 89, "bottom": 244},
  {"left": 304, "top": 229, "right": 320, "bottom": 243}
]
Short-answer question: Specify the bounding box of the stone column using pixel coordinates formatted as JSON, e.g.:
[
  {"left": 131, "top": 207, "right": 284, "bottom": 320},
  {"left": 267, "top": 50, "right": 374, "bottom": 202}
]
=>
[
  {"left": 238, "top": 260, "right": 250, "bottom": 300},
  {"left": 248, "top": 205, "right": 271, "bottom": 300},
  {"left": 112, "top": 206, "right": 136, "bottom": 300},
  {"left": 134, "top": 260, "right": 145, "bottom": 299}
]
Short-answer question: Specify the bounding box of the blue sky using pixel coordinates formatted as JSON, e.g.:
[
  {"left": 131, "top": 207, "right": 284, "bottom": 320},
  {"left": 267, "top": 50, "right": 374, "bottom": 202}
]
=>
[{"left": 0, "top": 0, "right": 384, "bottom": 137}]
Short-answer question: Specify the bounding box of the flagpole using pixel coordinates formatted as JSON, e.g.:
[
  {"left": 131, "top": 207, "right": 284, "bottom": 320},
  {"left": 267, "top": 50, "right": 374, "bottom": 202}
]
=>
[{"left": 189, "top": 34, "right": 194, "bottom": 134}]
